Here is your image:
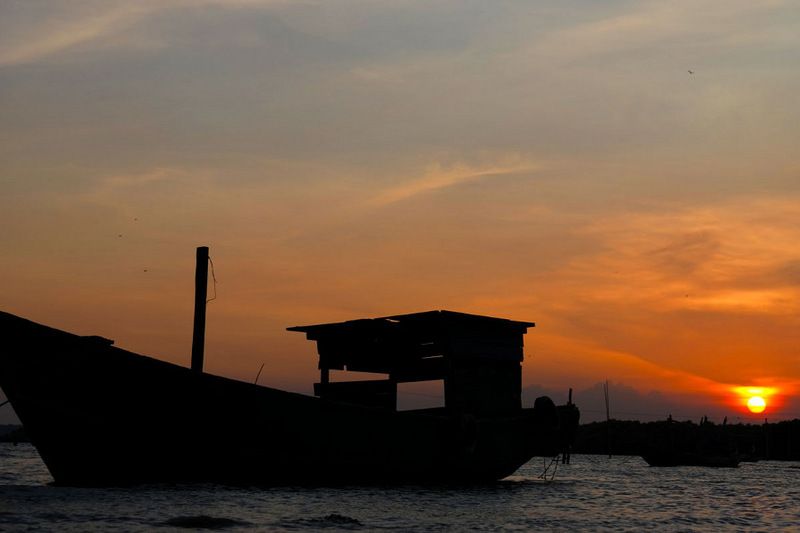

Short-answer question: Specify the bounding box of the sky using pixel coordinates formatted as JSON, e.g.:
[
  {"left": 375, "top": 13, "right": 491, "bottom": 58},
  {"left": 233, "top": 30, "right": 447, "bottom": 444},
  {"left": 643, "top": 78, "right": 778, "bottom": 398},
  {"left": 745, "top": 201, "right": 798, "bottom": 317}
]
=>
[{"left": 2, "top": 0, "right": 799, "bottom": 424}]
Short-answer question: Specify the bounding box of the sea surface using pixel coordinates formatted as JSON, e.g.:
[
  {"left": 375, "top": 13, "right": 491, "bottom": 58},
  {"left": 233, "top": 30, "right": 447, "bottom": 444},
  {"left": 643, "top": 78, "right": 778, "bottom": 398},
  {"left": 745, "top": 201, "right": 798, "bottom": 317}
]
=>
[{"left": 1, "top": 443, "right": 798, "bottom": 531}]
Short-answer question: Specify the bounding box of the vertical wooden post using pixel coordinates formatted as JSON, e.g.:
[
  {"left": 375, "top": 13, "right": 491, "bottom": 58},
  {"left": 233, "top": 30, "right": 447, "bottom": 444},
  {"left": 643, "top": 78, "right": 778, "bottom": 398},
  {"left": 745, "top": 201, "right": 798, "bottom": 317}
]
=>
[
  {"left": 563, "top": 387, "right": 574, "bottom": 464},
  {"left": 191, "top": 246, "right": 209, "bottom": 373},
  {"left": 604, "top": 380, "right": 611, "bottom": 458}
]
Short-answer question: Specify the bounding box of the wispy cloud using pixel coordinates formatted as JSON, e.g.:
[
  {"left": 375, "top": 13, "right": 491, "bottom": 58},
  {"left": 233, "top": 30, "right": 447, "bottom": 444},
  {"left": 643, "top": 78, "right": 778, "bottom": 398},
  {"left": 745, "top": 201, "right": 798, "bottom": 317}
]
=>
[
  {"left": 529, "top": 0, "right": 798, "bottom": 65},
  {"left": 78, "top": 167, "right": 188, "bottom": 201},
  {"left": 0, "top": 4, "right": 154, "bottom": 67},
  {"left": 469, "top": 193, "right": 800, "bottom": 394},
  {"left": 0, "top": 0, "right": 291, "bottom": 67},
  {"left": 575, "top": 196, "right": 800, "bottom": 314},
  {"left": 369, "top": 160, "right": 538, "bottom": 206}
]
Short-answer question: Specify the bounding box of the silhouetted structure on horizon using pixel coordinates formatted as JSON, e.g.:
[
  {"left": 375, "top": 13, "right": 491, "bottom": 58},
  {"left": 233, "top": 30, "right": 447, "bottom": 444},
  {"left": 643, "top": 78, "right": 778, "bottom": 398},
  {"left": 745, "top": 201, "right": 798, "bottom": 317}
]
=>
[{"left": 573, "top": 418, "right": 800, "bottom": 462}]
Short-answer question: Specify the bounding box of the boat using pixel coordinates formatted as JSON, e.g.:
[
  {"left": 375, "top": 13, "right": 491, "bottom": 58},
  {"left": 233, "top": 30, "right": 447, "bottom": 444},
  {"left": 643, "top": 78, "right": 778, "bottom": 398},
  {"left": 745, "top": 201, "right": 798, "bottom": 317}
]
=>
[
  {"left": 641, "top": 451, "right": 740, "bottom": 468},
  {"left": 640, "top": 418, "right": 740, "bottom": 468},
  {"left": 0, "top": 248, "right": 579, "bottom": 486}
]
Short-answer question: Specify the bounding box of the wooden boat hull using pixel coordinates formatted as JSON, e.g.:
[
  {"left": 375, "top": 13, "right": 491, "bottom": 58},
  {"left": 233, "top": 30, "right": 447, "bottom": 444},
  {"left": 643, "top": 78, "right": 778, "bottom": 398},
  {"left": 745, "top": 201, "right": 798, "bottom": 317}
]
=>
[{"left": 0, "top": 311, "right": 578, "bottom": 486}]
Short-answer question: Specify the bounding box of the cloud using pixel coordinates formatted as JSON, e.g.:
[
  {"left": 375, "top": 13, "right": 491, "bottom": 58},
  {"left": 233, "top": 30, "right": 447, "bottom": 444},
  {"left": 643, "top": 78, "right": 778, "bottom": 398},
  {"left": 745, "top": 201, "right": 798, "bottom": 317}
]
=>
[
  {"left": 755, "top": 260, "right": 800, "bottom": 288},
  {"left": 369, "top": 159, "right": 538, "bottom": 206},
  {"left": 647, "top": 231, "right": 722, "bottom": 275},
  {"left": 470, "top": 193, "right": 800, "bottom": 401},
  {"left": 572, "top": 195, "right": 800, "bottom": 314},
  {"left": 529, "top": 0, "right": 798, "bottom": 65},
  {"left": 0, "top": 4, "right": 155, "bottom": 66},
  {"left": 0, "top": 0, "right": 293, "bottom": 67}
]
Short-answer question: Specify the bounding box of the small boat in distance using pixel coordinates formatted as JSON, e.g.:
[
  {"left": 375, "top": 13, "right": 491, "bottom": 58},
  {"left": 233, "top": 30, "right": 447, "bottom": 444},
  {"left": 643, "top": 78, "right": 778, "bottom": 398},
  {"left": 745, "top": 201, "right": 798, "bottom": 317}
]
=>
[
  {"left": 641, "top": 451, "right": 740, "bottom": 468},
  {"left": 0, "top": 248, "right": 579, "bottom": 486},
  {"left": 641, "top": 417, "right": 740, "bottom": 468}
]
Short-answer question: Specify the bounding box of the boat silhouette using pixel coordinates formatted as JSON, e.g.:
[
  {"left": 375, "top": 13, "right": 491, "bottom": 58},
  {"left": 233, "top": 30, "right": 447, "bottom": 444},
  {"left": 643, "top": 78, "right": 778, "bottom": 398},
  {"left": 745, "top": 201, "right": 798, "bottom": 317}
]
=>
[{"left": 0, "top": 248, "right": 579, "bottom": 486}]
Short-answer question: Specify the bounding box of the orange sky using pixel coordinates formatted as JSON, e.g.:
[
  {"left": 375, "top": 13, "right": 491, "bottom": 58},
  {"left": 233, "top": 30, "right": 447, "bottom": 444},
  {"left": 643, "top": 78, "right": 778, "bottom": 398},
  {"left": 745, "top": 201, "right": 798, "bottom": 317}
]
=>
[{"left": 1, "top": 1, "right": 799, "bottom": 423}]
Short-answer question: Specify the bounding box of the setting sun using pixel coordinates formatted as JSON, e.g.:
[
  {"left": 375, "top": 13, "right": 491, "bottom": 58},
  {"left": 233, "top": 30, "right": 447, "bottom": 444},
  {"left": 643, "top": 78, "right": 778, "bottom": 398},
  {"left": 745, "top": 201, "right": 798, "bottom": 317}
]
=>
[
  {"left": 746, "top": 396, "right": 766, "bottom": 413},
  {"left": 732, "top": 386, "right": 778, "bottom": 415}
]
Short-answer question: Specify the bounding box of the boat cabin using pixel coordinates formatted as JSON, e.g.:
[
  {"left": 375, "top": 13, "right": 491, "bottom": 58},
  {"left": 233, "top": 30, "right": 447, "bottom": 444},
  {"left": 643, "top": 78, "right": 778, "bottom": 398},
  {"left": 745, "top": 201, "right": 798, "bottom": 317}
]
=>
[{"left": 288, "top": 310, "right": 534, "bottom": 415}]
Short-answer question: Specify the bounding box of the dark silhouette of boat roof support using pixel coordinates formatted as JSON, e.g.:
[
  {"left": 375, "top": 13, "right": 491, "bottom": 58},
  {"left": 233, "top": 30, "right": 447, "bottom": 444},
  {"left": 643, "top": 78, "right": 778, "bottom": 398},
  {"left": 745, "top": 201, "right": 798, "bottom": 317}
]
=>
[{"left": 289, "top": 310, "right": 535, "bottom": 414}]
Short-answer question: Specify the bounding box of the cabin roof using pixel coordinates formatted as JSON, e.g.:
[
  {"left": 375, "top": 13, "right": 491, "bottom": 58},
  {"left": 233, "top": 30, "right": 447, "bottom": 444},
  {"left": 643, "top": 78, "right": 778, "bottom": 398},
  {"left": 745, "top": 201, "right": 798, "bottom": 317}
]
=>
[
  {"left": 287, "top": 310, "right": 534, "bottom": 375},
  {"left": 287, "top": 310, "right": 534, "bottom": 337}
]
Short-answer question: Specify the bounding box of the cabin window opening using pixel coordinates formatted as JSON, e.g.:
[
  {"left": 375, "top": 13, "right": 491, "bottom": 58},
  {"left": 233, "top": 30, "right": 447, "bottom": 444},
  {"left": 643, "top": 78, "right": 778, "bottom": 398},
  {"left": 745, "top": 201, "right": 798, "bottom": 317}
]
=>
[
  {"left": 329, "top": 369, "right": 388, "bottom": 382},
  {"left": 396, "top": 380, "right": 445, "bottom": 411}
]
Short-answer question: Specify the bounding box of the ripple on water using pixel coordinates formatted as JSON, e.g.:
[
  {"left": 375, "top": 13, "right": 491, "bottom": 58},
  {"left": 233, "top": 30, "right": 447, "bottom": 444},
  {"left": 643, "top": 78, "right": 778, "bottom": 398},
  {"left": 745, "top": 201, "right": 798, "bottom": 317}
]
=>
[
  {"left": 280, "top": 513, "right": 364, "bottom": 530},
  {"left": 161, "top": 515, "right": 252, "bottom": 529}
]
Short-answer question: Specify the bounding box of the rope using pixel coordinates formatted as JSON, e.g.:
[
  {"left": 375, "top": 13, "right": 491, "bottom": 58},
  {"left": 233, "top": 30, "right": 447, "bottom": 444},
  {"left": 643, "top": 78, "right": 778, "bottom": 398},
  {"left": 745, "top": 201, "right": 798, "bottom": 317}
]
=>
[
  {"left": 254, "top": 363, "right": 265, "bottom": 385},
  {"left": 206, "top": 256, "right": 217, "bottom": 303},
  {"left": 538, "top": 454, "right": 561, "bottom": 482}
]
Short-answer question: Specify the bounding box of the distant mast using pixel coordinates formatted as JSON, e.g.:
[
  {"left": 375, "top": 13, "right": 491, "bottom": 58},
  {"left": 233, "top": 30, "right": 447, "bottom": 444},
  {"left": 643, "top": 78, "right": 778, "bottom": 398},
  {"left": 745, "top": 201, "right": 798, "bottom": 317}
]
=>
[{"left": 191, "top": 246, "right": 209, "bottom": 372}]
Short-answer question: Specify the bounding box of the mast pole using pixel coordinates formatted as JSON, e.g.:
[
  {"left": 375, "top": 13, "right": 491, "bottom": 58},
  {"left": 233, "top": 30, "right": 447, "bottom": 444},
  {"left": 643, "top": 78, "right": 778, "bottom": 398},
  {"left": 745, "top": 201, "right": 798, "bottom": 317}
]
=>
[{"left": 191, "top": 246, "right": 209, "bottom": 372}]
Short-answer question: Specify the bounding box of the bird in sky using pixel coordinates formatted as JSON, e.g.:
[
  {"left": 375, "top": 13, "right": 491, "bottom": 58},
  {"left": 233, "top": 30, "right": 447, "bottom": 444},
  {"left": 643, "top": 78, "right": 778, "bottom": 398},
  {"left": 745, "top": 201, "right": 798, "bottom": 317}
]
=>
[{"left": 688, "top": 70, "right": 694, "bottom": 74}]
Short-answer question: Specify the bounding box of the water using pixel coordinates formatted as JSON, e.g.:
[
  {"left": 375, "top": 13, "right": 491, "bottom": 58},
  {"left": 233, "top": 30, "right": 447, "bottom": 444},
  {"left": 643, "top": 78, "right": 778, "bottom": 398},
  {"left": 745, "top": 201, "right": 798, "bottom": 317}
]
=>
[{"left": 1, "top": 444, "right": 798, "bottom": 531}]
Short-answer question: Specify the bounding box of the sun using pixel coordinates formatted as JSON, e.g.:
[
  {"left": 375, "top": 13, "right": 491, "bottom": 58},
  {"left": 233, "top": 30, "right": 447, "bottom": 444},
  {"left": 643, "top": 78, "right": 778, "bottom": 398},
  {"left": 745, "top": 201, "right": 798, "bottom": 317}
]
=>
[
  {"left": 732, "top": 386, "right": 777, "bottom": 415},
  {"left": 746, "top": 396, "right": 766, "bottom": 413}
]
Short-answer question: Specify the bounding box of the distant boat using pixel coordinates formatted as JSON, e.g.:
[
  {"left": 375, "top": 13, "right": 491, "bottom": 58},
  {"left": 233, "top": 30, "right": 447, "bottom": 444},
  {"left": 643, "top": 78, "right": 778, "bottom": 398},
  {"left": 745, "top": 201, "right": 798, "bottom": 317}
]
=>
[
  {"left": 641, "top": 418, "right": 740, "bottom": 468},
  {"left": 0, "top": 249, "right": 579, "bottom": 486},
  {"left": 641, "top": 451, "right": 740, "bottom": 468}
]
